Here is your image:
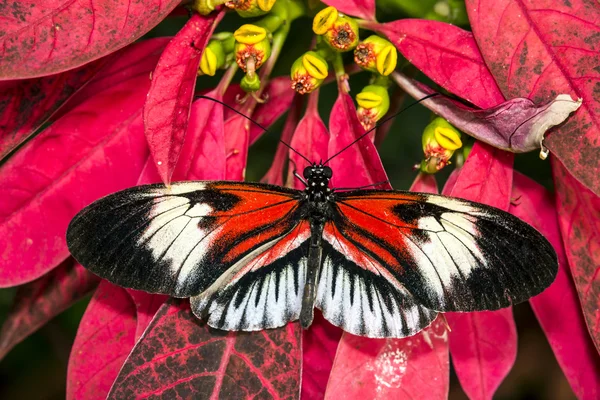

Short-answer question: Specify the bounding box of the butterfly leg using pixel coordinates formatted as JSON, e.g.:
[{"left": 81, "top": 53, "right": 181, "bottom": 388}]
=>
[{"left": 300, "top": 223, "right": 324, "bottom": 329}]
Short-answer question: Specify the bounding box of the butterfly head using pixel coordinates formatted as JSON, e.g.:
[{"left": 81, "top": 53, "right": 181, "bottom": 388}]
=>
[{"left": 303, "top": 163, "right": 333, "bottom": 203}]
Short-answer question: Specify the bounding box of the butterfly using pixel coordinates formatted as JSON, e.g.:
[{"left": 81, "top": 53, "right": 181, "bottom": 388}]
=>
[{"left": 66, "top": 160, "right": 558, "bottom": 339}]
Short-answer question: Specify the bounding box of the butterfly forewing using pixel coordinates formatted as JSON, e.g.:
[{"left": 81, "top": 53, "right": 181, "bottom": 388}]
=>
[
  {"left": 333, "top": 190, "right": 558, "bottom": 312},
  {"left": 67, "top": 181, "right": 303, "bottom": 298}
]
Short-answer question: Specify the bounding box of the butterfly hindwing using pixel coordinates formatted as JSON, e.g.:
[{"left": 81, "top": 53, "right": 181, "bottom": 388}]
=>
[
  {"left": 67, "top": 181, "right": 302, "bottom": 298},
  {"left": 317, "top": 225, "right": 437, "bottom": 338},
  {"left": 190, "top": 222, "right": 311, "bottom": 331},
  {"left": 332, "top": 191, "right": 558, "bottom": 312}
]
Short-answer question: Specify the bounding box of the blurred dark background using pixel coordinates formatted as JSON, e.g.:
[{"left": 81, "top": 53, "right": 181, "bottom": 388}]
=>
[{"left": 0, "top": 5, "right": 572, "bottom": 399}]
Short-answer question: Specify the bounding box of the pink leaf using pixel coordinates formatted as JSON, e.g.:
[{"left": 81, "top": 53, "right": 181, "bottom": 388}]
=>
[
  {"left": 0, "top": 61, "right": 106, "bottom": 160},
  {"left": 442, "top": 142, "right": 517, "bottom": 400},
  {"left": 409, "top": 172, "right": 438, "bottom": 193},
  {"left": 127, "top": 290, "right": 167, "bottom": 340},
  {"left": 322, "top": 0, "right": 376, "bottom": 21},
  {"left": 108, "top": 300, "right": 302, "bottom": 399},
  {"left": 67, "top": 281, "right": 137, "bottom": 400},
  {"left": 373, "top": 19, "right": 504, "bottom": 108},
  {"left": 325, "top": 176, "right": 449, "bottom": 399},
  {"left": 143, "top": 12, "right": 223, "bottom": 186},
  {"left": 552, "top": 160, "right": 600, "bottom": 353},
  {"left": 466, "top": 0, "right": 600, "bottom": 195},
  {"left": 0, "top": 258, "right": 99, "bottom": 360},
  {"left": 392, "top": 73, "right": 581, "bottom": 153},
  {"left": 262, "top": 96, "right": 301, "bottom": 186},
  {"left": 58, "top": 38, "right": 170, "bottom": 118},
  {"left": 302, "top": 311, "right": 342, "bottom": 399},
  {"left": 0, "top": 0, "right": 180, "bottom": 79},
  {"left": 0, "top": 76, "right": 150, "bottom": 287},
  {"left": 328, "top": 92, "right": 390, "bottom": 189},
  {"left": 249, "top": 76, "right": 296, "bottom": 145},
  {"left": 287, "top": 91, "right": 330, "bottom": 189},
  {"left": 511, "top": 172, "right": 600, "bottom": 398},
  {"left": 172, "top": 92, "right": 226, "bottom": 182},
  {"left": 325, "top": 317, "right": 449, "bottom": 399}
]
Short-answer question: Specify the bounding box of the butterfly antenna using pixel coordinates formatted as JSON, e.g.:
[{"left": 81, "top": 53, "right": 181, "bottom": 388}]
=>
[
  {"left": 323, "top": 93, "right": 440, "bottom": 164},
  {"left": 195, "top": 95, "right": 312, "bottom": 165}
]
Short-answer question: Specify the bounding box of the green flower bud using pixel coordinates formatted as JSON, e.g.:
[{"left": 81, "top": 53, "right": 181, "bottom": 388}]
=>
[
  {"left": 198, "top": 40, "right": 226, "bottom": 76},
  {"left": 191, "top": 0, "right": 222, "bottom": 15},
  {"left": 226, "top": 0, "right": 277, "bottom": 17},
  {"left": 312, "top": 6, "right": 359, "bottom": 52},
  {"left": 420, "top": 117, "right": 462, "bottom": 173},
  {"left": 241, "top": 73, "right": 262, "bottom": 92},
  {"left": 234, "top": 25, "right": 271, "bottom": 72},
  {"left": 290, "top": 51, "right": 329, "bottom": 94},
  {"left": 354, "top": 36, "right": 398, "bottom": 76},
  {"left": 356, "top": 85, "right": 390, "bottom": 130}
]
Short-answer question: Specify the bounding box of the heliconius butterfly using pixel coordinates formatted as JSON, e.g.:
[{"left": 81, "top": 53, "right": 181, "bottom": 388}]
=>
[{"left": 66, "top": 96, "right": 558, "bottom": 339}]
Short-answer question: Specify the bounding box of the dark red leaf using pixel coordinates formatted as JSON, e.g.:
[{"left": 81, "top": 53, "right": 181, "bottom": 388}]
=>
[
  {"left": 322, "top": 0, "right": 376, "bottom": 20},
  {"left": 173, "top": 91, "right": 226, "bottom": 181},
  {"left": 328, "top": 92, "right": 390, "bottom": 189},
  {"left": 250, "top": 76, "right": 296, "bottom": 145},
  {"left": 552, "top": 160, "right": 600, "bottom": 353},
  {"left": 67, "top": 281, "right": 137, "bottom": 400},
  {"left": 0, "top": 76, "right": 149, "bottom": 287},
  {"left": 0, "top": 61, "right": 106, "bottom": 160},
  {"left": 143, "top": 12, "right": 223, "bottom": 186},
  {"left": 108, "top": 299, "right": 302, "bottom": 399},
  {"left": 0, "top": 258, "right": 99, "bottom": 360},
  {"left": 0, "top": 0, "right": 180, "bottom": 79},
  {"left": 262, "top": 95, "right": 301, "bottom": 186},
  {"left": 325, "top": 316, "right": 449, "bottom": 399},
  {"left": 511, "top": 172, "right": 600, "bottom": 397},
  {"left": 373, "top": 19, "right": 504, "bottom": 108},
  {"left": 58, "top": 38, "right": 170, "bottom": 118},
  {"left": 302, "top": 310, "right": 342, "bottom": 399},
  {"left": 442, "top": 142, "right": 517, "bottom": 400},
  {"left": 0, "top": 0, "right": 179, "bottom": 79},
  {"left": 325, "top": 176, "right": 448, "bottom": 399},
  {"left": 392, "top": 73, "right": 581, "bottom": 154},
  {"left": 466, "top": 0, "right": 600, "bottom": 195}
]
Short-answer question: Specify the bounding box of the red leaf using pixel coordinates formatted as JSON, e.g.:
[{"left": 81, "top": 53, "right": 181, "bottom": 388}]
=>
[
  {"left": 67, "top": 281, "right": 137, "bottom": 400},
  {"left": 328, "top": 92, "right": 390, "bottom": 189},
  {"left": 0, "top": 61, "right": 106, "bottom": 160},
  {"left": 0, "top": 258, "right": 99, "bottom": 360},
  {"left": 442, "top": 142, "right": 517, "bottom": 400},
  {"left": 466, "top": 0, "right": 600, "bottom": 195},
  {"left": 287, "top": 91, "right": 330, "bottom": 189},
  {"left": 143, "top": 12, "right": 223, "bottom": 186},
  {"left": 0, "top": 75, "right": 150, "bottom": 287},
  {"left": 325, "top": 176, "right": 448, "bottom": 399},
  {"left": 108, "top": 299, "right": 302, "bottom": 399},
  {"left": 511, "top": 172, "right": 600, "bottom": 398},
  {"left": 249, "top": 76, "right": 296, "bottom": 145},
  {"left": 58, "top": 38, "right": 170, "bottom": 118},
  {"left": 325, "top": 316, "right": 449, "bottom": 399},
  {"left": 322, "top": 0, "right": 376, "bottom": 20},
  {"left": 374, "top": 19, "right": 504, "bottom": 108},
  {"left": 262, "top": 95, "right": 301, "bottom": 186},
  {"left": 552, "top": 160, "right": 600, "bottom": 353},
  {"left": 0, "top": 0, "right": 180, "bottom": 79},
  {"left": 173, "top": 92, "right": 226, "bottom": 181},
  {"left": 302, "top": 310, "right": 342, "bottom": 399}
]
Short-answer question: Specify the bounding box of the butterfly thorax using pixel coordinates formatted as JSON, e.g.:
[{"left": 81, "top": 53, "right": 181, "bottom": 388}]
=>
[{"left": 302, "top": 164, "right": 334, "bottom": 222}]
